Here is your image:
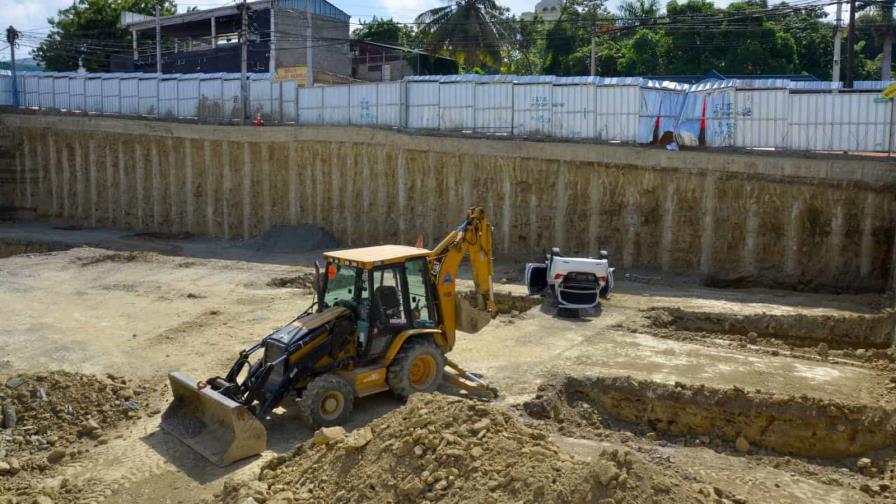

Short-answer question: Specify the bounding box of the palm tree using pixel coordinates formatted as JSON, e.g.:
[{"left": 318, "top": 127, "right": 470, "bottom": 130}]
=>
[
  {"left": 617, "top": 0, "right": 662, "bottom": 26},
  {"left": 415, "top": 0, "right": 508, "bottom": 68}
]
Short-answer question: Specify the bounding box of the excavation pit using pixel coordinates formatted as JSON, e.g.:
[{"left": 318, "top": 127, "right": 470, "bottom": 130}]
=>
[
  {"left": 0, "top": 238, "right": 71, "bottom": 259},
  {"left": 523, "top": 375, "right": 896, "bottom": 460},
  {"left": 647, "top": 307, "right": 896, "bottom": 351}
]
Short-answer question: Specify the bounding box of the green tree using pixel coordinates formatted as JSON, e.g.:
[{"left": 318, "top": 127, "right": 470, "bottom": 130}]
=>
[
  {"left": 617, "top": 0, "right": 662, "bottom": 25},
  {"left": 502, "top": 15, "right": 545, "bottom": 74},
  {"left": 351, "top": 16, "right": 419, "bottom": 47},
  {"left": 34, "top": 0, "right": 176, "bottom": 72},
  {"left": 619, "top": 29, "right": 668, "bottom": 74},
  {"left": 415, "top": 0, "right": 509, "bottom": 68},
  {"left": 541, "top": 0, "right": 613, "bottom": 75},
  {"left": 777, "top": 5, "right": 833, "bottom": 79}
]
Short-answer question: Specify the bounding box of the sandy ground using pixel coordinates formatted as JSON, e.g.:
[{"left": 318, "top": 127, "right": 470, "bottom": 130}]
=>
[{"left": 0, "top": 222, "right": 893, "bottom": 503}]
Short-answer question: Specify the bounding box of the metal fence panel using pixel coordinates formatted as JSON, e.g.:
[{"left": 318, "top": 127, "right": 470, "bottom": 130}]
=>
[
  {"left": 68, "top": 76, "right": 86, "bottom": 111},
  {"left": 552, "top": 84, "right": 596, "bottom": 139},
  {"left": 407, "top": 81, "right": 439, "bottom": 129},
  {"left": 222, "top": 76, "right": 242, "bottom": 122},
  {"left": 439, "top": 82, "right": 475, "bottom": 131},
  {"left": 178, "top": 76, "right": 201, "bottom": 118},
  {"left": 39, "top": 76, "right": 56, "bottom": 109},
  {"left": 297, "top": 86, "right": 324, "bottom": 124},
  {"left": 377, "top": 82, "right": 401, "bottom": 127},
  {"left": 138, "top": 76, "right": 158, "bottom": 116},
  {"left": 735, "top": 89, "right": 788, "bottom": 148},
  {"left": 595, "top": 85, "right": 638, "bottom": 142},
  {"left": 199, "top": 76, "right": 223, "bottom": 123},
  {"left": 0, "top": 74, "right": 11, "bottom": 106},
  {"left": 322, "top": 85, "right": 350, "bottom": 125},
  {"left": 474, "top": 82, "right": 512, "bottom": 134},
  {"left": 85, "top": 76, "right": 103, "bottom": 113},
  {"left": 638, "top": 88, "right": 685, "bottom": 143},
  {"left": 23, "top": 74, "right": 39, "bottom": 108},
  {"left": 101, "top": 76, "right": 120, "bottom": 113},
  {"left": 513, "top": 83, "right": 552, "bottom": 136},
  {"left": 249, "top": 76, "right": 277, "bottom": 121},
  {"left": 280, "top": 81, "right": 297, "bottom": 123},
  {"left": 119, "top": 75, "right": 140, "bottom": 114},
  {"left": 158, "top": 77, "right": 178, "bottom": 117},
  {"left": 789, "top": 93, "right": 891, "bottom": 151},
  {"left": 350, "top": 83, "right": 379, "bottom": 126},
  {"left": 676, "top": 87, "right": 736, "bottom": 147},
  {"left": 53, "top": 75, "right": 70, "bottom": 110}
]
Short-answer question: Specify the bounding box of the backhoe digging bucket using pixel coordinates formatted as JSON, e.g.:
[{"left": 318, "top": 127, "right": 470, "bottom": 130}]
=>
[
  {"left": 455, "top": 295, "right": 492, "bottom": 334},
  {"left": 160, "top": 372, "right": 267, "bottom": 467}
]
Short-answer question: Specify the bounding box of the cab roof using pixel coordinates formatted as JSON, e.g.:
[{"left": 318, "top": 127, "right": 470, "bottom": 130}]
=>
[{"left": 324, "top": 245, "right": 431, "bottom": 268}]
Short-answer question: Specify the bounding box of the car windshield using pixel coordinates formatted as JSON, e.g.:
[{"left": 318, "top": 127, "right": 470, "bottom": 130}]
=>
[{"left": 323, "top": 263, "right": 358, "bottom": 307}]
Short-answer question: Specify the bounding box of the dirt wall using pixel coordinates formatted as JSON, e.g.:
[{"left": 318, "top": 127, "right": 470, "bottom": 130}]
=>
[{"left": 2, "top": 113, "right": 895, "bottom": 292}]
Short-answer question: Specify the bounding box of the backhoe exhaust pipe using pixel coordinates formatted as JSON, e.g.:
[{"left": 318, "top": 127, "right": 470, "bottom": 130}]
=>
[{"left": 160, "top": 372, "right": 267, "bottom": 467}]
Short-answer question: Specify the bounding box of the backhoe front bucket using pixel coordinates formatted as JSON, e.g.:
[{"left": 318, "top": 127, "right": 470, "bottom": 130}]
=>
[{"left": 160, "top": 372, "right": 267, "bottom": 467}]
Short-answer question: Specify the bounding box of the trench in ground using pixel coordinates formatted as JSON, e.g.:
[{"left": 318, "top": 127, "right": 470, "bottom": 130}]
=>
[
  {"left": 647, "top": 307, "right": 896, "bottom": 351},
  {"left": 0, "top": 238, "right": 73, "bottom": 259},
  {"left": 522, "top": 375, "right": 896, "bottom": 464}
]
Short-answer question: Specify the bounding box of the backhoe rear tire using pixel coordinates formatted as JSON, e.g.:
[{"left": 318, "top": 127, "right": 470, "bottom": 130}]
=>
[
  {"left": 298, "top": 374, "right": 354, "bottom": 429},
  {"left": 387, "top": 338, "right": 445, "bottom": 399}
]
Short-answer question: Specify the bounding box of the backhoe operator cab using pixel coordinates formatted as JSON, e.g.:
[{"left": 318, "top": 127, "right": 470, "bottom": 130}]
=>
[{"left": 319, "top": 246, "right": 440, "bottom": 364}]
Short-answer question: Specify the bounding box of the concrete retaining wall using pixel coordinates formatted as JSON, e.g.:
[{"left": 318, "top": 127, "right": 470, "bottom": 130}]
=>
[{"left": 2, "top": 113, "right": 895, "bottom": 292}]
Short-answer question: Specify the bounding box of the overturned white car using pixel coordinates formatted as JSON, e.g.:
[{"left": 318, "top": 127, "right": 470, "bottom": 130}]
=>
[{"left": 525, "top": 248, "right": 614, "bottom": 314}]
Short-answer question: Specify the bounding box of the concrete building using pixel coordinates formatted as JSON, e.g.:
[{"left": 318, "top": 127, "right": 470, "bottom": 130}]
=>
[
  {"left": 520, "top": 0, "right": 564, "bottom": 21},
  {"left": 113, "top": 0, "right": 350, "bottom": 78},
  {"left": 351, "top": 41, "right": 458, "bottom": 81}
]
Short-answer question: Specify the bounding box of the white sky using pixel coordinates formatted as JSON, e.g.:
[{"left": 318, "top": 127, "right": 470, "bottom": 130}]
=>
[{"left": 2, "top": 0, "right": 833, "bottom": 61}]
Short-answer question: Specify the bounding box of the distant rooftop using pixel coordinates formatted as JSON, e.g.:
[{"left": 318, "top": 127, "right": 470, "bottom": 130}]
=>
[{"left": 121, "top": 0, "right": 349, "bottom": 30}]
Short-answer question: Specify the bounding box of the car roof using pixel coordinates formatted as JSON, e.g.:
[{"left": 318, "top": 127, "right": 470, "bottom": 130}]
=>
[{"left": 324, "top": 245, "right": 431, "bottom": 268}]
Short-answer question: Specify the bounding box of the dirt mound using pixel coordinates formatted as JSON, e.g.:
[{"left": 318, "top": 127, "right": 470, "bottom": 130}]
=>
[
  {"left": 523, "top": 375, "right": 896, "bottom": 460},
  {"left": 0, "top": 239, "right": 71, "bottom": 259},
  {"left": 267, "top": 272, "right": 315, "bottom": 290},
  {"left": 242, "top": 225, "right": 339, "bottom": 254},
  {"left": 77, "top": 251, "right": 160, "bottom": 267},
  {"left": 0, "top": 371, "right": 151, "bottom": 502},
  {"left": 219, "top": 393, "right": 697, "bottom": 504}
]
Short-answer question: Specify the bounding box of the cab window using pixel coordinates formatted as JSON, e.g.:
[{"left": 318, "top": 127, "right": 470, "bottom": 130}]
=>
[
  {"left": 323, "top": 263, "right": 358, "bottom": 307},
  {"left": 405, "top": 258, "right": 435, "bottom": 327}
]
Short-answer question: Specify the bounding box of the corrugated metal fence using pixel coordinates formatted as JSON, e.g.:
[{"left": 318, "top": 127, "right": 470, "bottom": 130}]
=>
[{"left": 2, "top": 71, "right": 895, "bottom": 153}]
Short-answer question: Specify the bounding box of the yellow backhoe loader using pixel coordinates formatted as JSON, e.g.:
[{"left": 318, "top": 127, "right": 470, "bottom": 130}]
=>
[{"left": 161, "top": 207, "right": 498, "bottom": 466}]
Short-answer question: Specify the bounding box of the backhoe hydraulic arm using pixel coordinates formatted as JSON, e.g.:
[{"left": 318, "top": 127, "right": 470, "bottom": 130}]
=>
[{"left": 428, "top": 207, "right": 497, "bottom": 349}]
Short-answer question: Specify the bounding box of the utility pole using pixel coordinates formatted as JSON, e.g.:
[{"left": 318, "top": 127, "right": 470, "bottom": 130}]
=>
[
  {"left": 846, "top": 0, "right": 856, "bottom": 88},
  {"left": 832, "top": 0, "right": 843, "bottom": 83},
  {"left": 240, "top": 0, "right": 248, "bottom": 124},
  {"left": 155, "top": 5, "right": 162, "bottom": 73},
  {"left": 6, "top": 26, "right": 19, "bottom": 107},
  {"left": 590, "top": 34, "right": 596, "bottom": 77},
  {"left": 305, "top": 0, "right": 313, "bottom": 87}
]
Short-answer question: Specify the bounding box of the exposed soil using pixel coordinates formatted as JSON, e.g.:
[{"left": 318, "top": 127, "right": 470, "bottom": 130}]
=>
[
  {"left": 647, "top": 307, "right": 896, "bottom": 350},
  {"left": 0, "top": 238, "right": 71, "bottom": 259},
  {"left": 266, "top": 272, "right": 315, "bottom": 290},
  {"left": 523, "top": 375, "right": 896, "bottom": 459},
  {"left": 0, "top": 371, "right": 159, "bottom": 503},
  {"left": 218, "top": 393, "right": 700, "bottom": 504},
  {"left": 77, "top": 251, "right": 162, "bottom": 267},
  {"left": 521, "top": 375, "right": 896, "bottom": 501}
]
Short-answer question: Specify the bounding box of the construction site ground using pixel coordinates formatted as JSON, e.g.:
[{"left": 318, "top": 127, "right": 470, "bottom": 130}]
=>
[{"left": 0, "top": 221, "right": 894, "bottom": 504}]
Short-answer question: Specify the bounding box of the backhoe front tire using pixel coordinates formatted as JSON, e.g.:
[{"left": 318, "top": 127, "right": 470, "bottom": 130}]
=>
[
  {"left": 387, "top": 338, "right": 445, "bottom": 399},
  {"left": 298, "top": 374, "right": 354, "bottom": 429}
]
